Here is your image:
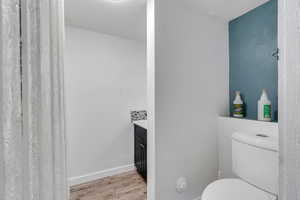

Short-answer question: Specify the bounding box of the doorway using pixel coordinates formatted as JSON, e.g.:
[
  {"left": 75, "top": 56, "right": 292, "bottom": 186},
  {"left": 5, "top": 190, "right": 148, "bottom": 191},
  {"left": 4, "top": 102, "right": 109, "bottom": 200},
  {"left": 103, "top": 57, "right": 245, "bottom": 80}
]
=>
[{"left": 64, "top": 0, "right": 148, "bottom": 199}]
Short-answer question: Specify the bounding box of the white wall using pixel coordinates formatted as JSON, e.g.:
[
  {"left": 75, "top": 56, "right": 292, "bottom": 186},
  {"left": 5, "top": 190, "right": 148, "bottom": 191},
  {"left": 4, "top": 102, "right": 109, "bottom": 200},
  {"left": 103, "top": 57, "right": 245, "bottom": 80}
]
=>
[
  {"left": 64, "top": 26, "right": 146, "bottom": 184},
  {"left": 218, "top": 117, "right": 278, "bottom": 179},
  {"left": 153, "top": 1, "right": 229, "bottom": 199}
]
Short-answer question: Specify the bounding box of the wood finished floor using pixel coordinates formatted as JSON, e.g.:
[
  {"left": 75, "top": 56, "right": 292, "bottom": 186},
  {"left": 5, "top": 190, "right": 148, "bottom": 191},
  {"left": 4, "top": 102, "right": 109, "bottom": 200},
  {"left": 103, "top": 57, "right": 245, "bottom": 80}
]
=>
[{"left": 70, "top": 170, "right": 147, "bottom": 200}]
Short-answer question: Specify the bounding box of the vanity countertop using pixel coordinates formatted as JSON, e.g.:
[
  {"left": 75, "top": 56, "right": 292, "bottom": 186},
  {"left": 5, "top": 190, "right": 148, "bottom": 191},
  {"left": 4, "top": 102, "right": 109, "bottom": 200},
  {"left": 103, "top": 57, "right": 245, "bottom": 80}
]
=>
[{"left": 133, "top": 120, "right": 147, "bottom": 130}]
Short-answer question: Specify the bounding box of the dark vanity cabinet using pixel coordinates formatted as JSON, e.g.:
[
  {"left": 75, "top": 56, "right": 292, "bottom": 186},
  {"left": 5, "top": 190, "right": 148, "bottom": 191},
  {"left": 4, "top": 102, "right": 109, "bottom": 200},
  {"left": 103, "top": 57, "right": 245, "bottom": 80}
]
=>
[{"left": 134, "top": 124, "right": 147, "bottom": 181}]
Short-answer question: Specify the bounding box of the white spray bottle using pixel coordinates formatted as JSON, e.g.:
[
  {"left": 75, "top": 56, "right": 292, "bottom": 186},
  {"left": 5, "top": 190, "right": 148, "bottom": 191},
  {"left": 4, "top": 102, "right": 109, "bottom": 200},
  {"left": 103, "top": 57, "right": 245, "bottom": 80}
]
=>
[{"left": 258, "top": 89, "right": 272, "bottom": 121}]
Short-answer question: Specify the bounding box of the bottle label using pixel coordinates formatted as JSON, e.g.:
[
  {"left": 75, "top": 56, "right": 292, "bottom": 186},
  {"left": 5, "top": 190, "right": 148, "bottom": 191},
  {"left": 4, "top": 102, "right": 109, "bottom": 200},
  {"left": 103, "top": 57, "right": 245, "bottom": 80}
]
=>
[
  {"left": 233, "top": 104, "right": 244, "bottom": 117},
  {"left": 264, "top": 105, "right": 271, "bottom": 119}
]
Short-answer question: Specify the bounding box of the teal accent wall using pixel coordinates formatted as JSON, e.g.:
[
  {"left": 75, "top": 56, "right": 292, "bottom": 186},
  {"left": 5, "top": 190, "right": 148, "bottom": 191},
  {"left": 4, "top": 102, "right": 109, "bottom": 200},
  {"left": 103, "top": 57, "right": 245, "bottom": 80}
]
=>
[{"left": 229, "top": 0, "right": 278, "bottom": 121}]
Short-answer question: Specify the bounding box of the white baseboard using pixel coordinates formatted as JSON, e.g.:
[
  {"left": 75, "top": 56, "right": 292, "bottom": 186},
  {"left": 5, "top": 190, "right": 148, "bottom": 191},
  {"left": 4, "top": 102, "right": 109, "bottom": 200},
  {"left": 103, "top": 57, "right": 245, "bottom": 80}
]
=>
[{"left": 69, "top": 164, "right": 136, "bottom": 186}]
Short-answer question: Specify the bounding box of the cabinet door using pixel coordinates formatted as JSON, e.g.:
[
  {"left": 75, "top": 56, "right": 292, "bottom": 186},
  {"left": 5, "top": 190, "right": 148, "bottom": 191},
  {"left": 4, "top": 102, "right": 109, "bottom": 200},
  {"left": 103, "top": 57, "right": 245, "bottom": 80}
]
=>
[
  {"left": 134, "top": 125, "right": 147, "bottom": 181},
  {"left": 139, "top": 142, "right": 147, "bottom": 180}
]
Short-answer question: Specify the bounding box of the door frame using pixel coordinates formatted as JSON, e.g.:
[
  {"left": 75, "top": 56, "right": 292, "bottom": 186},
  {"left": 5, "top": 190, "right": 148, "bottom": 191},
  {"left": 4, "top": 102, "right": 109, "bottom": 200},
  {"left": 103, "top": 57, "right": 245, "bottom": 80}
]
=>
[
  {"left": 146, "top": 0, "right": 156, "bottom": 199},
  {"left": 278, "top": 0, "right": 300, "bottom": 199}
]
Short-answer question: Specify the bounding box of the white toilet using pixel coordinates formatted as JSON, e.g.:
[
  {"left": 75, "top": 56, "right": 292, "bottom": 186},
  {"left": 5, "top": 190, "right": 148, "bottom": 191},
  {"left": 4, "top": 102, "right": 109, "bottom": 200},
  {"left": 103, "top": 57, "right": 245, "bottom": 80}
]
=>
[{"left": 202, "top": 131, "right": 278, "bottom": 200}]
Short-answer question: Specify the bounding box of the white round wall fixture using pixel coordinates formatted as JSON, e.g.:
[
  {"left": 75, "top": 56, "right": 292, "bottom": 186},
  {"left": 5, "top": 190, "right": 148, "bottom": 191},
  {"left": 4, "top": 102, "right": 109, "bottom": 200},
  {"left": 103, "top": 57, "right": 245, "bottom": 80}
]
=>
[{"left": 176, "top": 177, "right": 188, "bottom": 193}]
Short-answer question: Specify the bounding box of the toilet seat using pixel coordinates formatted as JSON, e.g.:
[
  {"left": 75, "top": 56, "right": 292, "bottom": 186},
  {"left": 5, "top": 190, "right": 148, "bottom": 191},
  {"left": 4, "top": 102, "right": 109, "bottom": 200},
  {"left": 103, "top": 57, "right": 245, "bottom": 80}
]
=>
[{"left": 202, "top": 179, "right": 277, "bottom": 200}]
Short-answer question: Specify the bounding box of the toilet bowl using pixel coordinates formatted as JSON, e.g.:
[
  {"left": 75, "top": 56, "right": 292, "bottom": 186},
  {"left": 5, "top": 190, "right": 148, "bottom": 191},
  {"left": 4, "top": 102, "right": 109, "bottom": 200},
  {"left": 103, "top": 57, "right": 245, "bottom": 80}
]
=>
[
  {"left": 202, "top": 131, "right": 278, "bottom": 200},
  {"left": 202, "top": 179, "right": 277, "bottom": 200}
]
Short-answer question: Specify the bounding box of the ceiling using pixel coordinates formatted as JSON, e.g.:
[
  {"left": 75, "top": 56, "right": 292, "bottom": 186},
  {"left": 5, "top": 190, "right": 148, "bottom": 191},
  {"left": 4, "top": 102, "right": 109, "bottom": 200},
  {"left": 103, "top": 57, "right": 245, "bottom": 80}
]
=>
[
  {"left": 65, "top": 0, "right": 147, "bottom": 41},
  {"left": 183, "top": 0, "right": 270, "bottom": 21},
  {"left": 65, "top": 0, "right": 270, "bottom": 41}
]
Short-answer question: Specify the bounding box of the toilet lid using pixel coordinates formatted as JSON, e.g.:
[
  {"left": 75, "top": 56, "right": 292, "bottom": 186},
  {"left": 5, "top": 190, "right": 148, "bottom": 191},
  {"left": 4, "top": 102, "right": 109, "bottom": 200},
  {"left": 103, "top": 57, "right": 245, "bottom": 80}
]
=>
[{"left": 202, "top": 179, "right": 277, "bottom": 200}]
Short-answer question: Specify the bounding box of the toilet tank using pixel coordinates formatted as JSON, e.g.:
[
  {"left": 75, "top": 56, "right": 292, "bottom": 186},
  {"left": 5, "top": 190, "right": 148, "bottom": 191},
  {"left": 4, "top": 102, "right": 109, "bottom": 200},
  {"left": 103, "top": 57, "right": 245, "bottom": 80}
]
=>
[{"left": 232, "top": 132, "right": 279, "bottom": 195}]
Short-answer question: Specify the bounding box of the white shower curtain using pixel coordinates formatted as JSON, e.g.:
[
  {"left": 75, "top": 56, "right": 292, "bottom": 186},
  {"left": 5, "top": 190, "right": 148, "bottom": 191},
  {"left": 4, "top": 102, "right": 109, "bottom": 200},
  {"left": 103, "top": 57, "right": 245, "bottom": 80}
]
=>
[
  {"left": 0, "top": 0, "right": 68, "bottom": 199},
  {"left": 0, "top": 0, "right": 23, "bottom": 199}
]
